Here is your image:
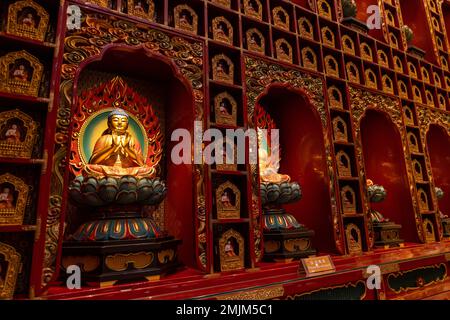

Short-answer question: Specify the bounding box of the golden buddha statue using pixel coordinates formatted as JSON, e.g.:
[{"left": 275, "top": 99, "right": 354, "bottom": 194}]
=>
[
  {"left": 84, "top": 108, "right": 156, "bottom": 178},
  {"left": 258, "top": 147, "right": 290, "bottom": 184}
]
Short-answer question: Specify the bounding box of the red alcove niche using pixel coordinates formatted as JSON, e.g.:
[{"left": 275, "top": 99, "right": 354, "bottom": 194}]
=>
[
  {"left": 256, "top": 86, "right": 336, "bottom": 254},
  {"left": 64, "top": 46, "right": 197, "bottom": 269},
  {"left": 360, "top": 109, "right": 419, "bottom": 243},
  {"left": 426, "top": 125, "right": 450, "bottom": 221}
]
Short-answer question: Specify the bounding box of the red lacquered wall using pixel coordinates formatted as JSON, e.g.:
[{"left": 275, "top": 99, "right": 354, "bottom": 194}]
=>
[
  {"left": 258, "top": 87, "right": 336, "bottom": 254},
  {"left": 426, "top": 125, "right": 450, "bottom": 219},
  {"left": 360, "top": 110, "right": 419, "bottom": 243}
]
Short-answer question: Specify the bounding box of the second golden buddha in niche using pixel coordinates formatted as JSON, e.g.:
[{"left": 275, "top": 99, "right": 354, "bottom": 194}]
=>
[{"left": 85, "top": 108, "right": 155, "bottom": 178}]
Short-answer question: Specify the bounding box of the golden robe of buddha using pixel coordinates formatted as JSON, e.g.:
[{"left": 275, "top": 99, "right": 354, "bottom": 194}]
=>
[
  {"left": 258, "top": 148, "right": 290, "bottom": 184},
  {"left": 84, "top": 109, "right": 155, "bottom": 178}
]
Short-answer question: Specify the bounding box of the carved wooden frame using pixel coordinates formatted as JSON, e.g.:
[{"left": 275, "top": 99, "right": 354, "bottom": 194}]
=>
[
  {"left": 407, "top": 62, "right": 418, "bottom": 79},
  {"left": 336, "top": 150, "right": 352, "bottom": 177},
  {"left": 216, "top": 181, "right": 241, "bottom": 219},
  {"left": 301, "top": 47, "right": 318, "bottom": 71},
  {"left": 317, "top": 0, "right": 332, "bottom": 20},
  {"left": 246, "top": 28, "right": 265, "bottom": 54},
  {"left": 433, "top": 72, "right": 442, "bottom": 87},
  {"left": 214, "top": 92, "right": 237, "bottom": 126},
  {"left": 298, "top": 17, "right": 314, "bottom": 40},
  {"left": 332, "top": 116, "right": 348, "bottom": 142},
  {"left": 403, "top": 105, "right": 415, "bottom": 126},
  {"left": 412, "top": 159, "right": 424, "bottom": 181},
  {"left": 407, "top": 131, "right": 420, "bottom": 153},
  {"left": 275, "top": 39, "right": 293, "bottom": 64},
  {"left": 324, "top": 55, "right": 339, "bottom": 77},
  {"left": 321, "top": 26, "right": 335, "bottom": 48},
  {"left": 342, "top": 35, "right": 355, "bottom": 55},
  {"left": 389, "top": 32, "right": 399, "bottom": 49},
  {"left": 174, "top": 4, "right": 198, "bottom": 35},
  {"left": 272, "top": 6, "right": 290, "bottom": 31},
  {"left": 0, "top": 109, "right": 38, "bottom": 159},
  {"left": 437, "top": 93, "right": 446, "bottom": 110},
  {"left": 425, "top": 90, "right": 435, "bottom": 107},
  {"left": 7, "top": 0, "right": 49, "bottom": 41},
  {"left": 219, "top": 228, "right": 244, "bottom": 271},
  {"left": 382, "top": 75, "right": 394, "bottom": 95},
  {"left": 212, "top": 16, "right": 233, "bottom": 45},
  {"left": 127, "top": 0, "right": 155, "bottom": 21},
  {"left": 423, "top": 218, "right": 436, "bottom": 242},
  {"left": 341, "top": 186, "right": 357, "bottom": 214},
  {"left": 0, "top": 50, "right": 43, "bottom": 97},
  {"left": 393, "top": 56, "right": 404, "bottom": 73},
  {"left": 0, "top": 242, "right": 21, "bottom": 299},
  {"left": 0, "top": 173, "right": 29, "bottom": 225},
  {"left": 418, "top": 188, "right": 429, "bottom": 212},
  {"left": 345, "top": 223, "right": 362, "bottom": 254},
  {"left": 346, "top": 62, "right": 360, "bottom": 84},
  {"left": 365, "top": 69, "right": 377, "bottom": 89},
  {"left": 398, "top": 80, "right": 409, "bottom": 99},
  {"left": 212, "top": 54, "right": 234, "bottom": 84},
  {"left": 244, "top": 0, "right": 263, "bottom": 20},
  {"left": 421, "top": 67, "right": 431, "bottom": 84},
  {"left": 328, "top": 86, "right": 343, "bottom": 109},
  {"left": 360, "top": 43, "right": 373, "bottom": 62},
  {"left": 412, "top": 85, "right": 423, "bottom": 103},
  {"left": 377, "top": 50, "right": 389, "bottom": 68}
]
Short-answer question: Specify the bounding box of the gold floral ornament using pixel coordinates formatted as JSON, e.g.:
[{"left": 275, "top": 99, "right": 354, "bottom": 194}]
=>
[
  {"left": 341, "top": 185, "right": 357, "bottom": 214},
  {"left": 328, "top": 86, "right": 343, "bottom": 109},
  {"left": 214, "top": 92, "right": 237, "bottom": 126},
  {"left": 345, "top": 223, "right": 362, "bottom": 254},
  {"left": 0, "top": 50, "right": 43, "bottom": 97},
  {"left": 0, "top": 242, "right": 21, "bottom": 300},
  {"left": 423, "top": 219, "right": 435, "bottom": 242},
  {"left": 212, "top": 16, "right": 233, "bottom": 45},
  {"left": 0, "top": 173, "right": 29, "bottom": 225},
  {"left": 212, "top": 0, "right": 231, "bottom": 8},
  {"left": 342, "top": 35, "right": 355, "bottom": 55},
  {"left": 246, "top": 28, "right": 265, "bottom": 54},
  {"left": 298, "top": 17, "right": 314, "bottom": 40},
  {"left": 174, "top": 4, "right": 198, "bottom": 35},
  {"left": 244, "top": 0, "right": 263, "bottom": 20},
  {"left": 275, "top": 39, "right": 293, "bottom": 64},
  {"left": 127, "top": 0, "right": 155, "bottom": 21},
  {"left": 6, "top": 0, "right": 49, "bottom": 42},
  {"left": 219, "top": 228, "right": 244, "bottom": 271},
  {"left": 336, "top": 150, "right": 352, "bottom": 177},
  {"left": 212, "top": 54, "right": 234, "bottom": 84},
  {"left": 216, "top": 180, "right": 240, "bottom": 219},
  {"left": 272, "top": 7, "right": 290, "bottom": 31},
  {"left": 301, "top": 47, "right": 317, "bottom": 71},
  {"left": 0, "top": 109, "right": 38, "bottom": 159}
]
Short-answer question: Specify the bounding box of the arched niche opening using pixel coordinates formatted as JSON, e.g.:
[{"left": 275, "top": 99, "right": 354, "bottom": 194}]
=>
[
  {"left": 426, "top": 125, "right": 450, "bottom": 218},
  {"left": 65, "top": 46, "right": 196, "bottom": 268},
  {"left": 360, "top": 110, "right": 419, "bottom": 243},
  {"left": 256, "top": 86, "right": 336, "bottom": 254}
]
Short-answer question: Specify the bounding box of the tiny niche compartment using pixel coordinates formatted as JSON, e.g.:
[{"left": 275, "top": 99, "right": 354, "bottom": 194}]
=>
[
  {"left": 326, "top": 79, "right": 348, "bottom": 110},
  {"left": 272, "top": 30, "right": 298, "bottom": 65},
  {"left": 241, "top": 0, "right": 269, "bottom": 23},
  {"left": 169, "top": 0, "right": 205, "bottom": 36},
  {"left": 296, "top": 7, "right": 319, "bottom": 42},
  {"left": 208, "top": 4, "right": 240, "bottom": 47},
  {"left": 242, "top": 17, "right": 271, "bottom": 56},
  {"left": 269, "top": 0, "right": 295, "bottom": 33},
  {"left": 209, "top": 43, "right": 242, "bottom": 86},
  {"left": 211, "top": 172, "right": 249, "bottom": 220},
  {"left": 209, "top": 81, "right": 244, "bottom": 127},
  {"left": 323, "top": 47, "right": 343, "bottom": 79}
]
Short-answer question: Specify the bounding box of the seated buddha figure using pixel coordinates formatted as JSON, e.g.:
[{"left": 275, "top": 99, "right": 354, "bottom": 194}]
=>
[
  {"left": 84, "top": 108, "right": 156, "bottom": 178},
  {"left": 258, "top": 147, "right": 290, "bottom": 184}
]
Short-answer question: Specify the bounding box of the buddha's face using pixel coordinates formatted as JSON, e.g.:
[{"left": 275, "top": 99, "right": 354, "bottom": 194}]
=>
[{"left": 109, "top": 115, "right": 129, "bottom": 133}]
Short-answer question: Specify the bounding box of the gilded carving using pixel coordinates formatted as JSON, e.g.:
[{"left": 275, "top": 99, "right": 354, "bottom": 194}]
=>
[
  {"left": 6, "top": 0, "right": 49, "bottom": 41},
  {"left": 0, "top": 173, "right": 29, "bottom": 226},
  {"left": 0, "top": 242, "right": 21, "bottom": 300}
]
